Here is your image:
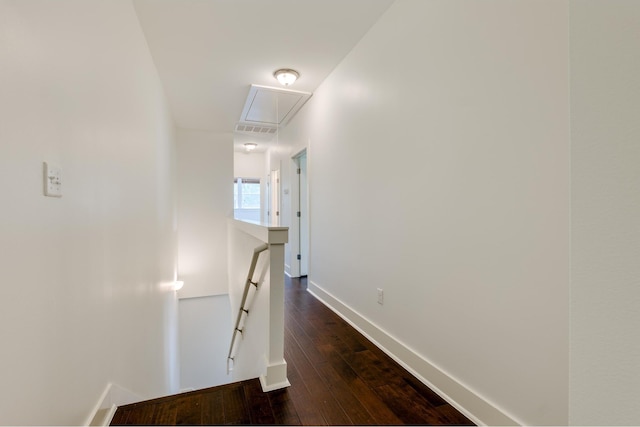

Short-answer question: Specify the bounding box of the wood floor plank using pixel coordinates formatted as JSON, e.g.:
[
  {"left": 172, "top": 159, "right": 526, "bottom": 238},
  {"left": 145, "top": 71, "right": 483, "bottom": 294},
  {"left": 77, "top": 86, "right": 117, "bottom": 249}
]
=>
[
  {"left": 374, "top": 383, "right": 437, "bottom": 425},
  {"left": 284, "top": 331, "right": 353, "bottom": 425},
  {"left": 344, "top": 349, "right": 398, "bottom": 389},
  {"left": 285, "top": 313, "right": 330, "bottom": 366},
  {"left": 109, "top": 408, "right": 129, "bottom": 425},
  {"left": 200, "top": 388, "right": 225, "bottom": 424},
  {"left": 374, "top": 383, "right": 467, "bottom": 425},
  {"left": 175, "top": 394, "right": 202, "bottom": 425},
  {"left": 150, "top": 400, "right": 177, "bottom": 425},
  {"left": 222, "top": 383, "right": 250, "bottom": 425},
  {"left": 315, "top": 360, "right": 377, "bottom": 425},
  {"left": 314, "top": 316, "right": 368, "bottom": 354},
  {"left": 243, "top": 378, "right": 276, "bottom": 424},
  {"left": 282, "top": 353, "right": 328, "bottom": 426},
  {"left": 267, "top": 388, "right": 302, "bottom": 425},
  {"left": 317, "top": 343, "right": 404, "bottom": 425},
  {"left": 134, "top": 403, "right": 157, "bottom": 425},
  {"left": 402, "top": 371, "right": 450, "bottom": 407}
]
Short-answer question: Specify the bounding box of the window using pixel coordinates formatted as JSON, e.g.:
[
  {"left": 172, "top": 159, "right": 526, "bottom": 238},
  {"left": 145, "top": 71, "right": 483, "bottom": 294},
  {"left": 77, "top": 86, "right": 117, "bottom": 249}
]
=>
[{"left": 234, "top": 178, "right": 261, "bottom": 221}]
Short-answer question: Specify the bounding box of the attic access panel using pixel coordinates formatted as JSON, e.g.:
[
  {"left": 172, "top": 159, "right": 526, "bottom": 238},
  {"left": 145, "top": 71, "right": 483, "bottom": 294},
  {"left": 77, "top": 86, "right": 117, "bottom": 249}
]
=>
[{"left": 239, "top": 84, "right": 312, "bottom": 127}]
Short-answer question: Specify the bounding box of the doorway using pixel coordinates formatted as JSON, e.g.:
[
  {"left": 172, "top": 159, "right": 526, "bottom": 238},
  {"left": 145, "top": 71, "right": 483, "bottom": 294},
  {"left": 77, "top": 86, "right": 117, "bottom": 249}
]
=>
[
  {"left": 268, "top": 169, "right": 280, "bottom": 226},
  {"left": 295, "top": 151, "right": 308, "bottom": 277}
]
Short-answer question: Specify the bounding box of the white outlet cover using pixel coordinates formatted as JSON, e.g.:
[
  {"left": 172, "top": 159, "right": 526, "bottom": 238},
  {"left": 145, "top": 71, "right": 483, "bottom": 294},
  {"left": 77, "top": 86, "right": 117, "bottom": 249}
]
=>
[{"left": 43, "top": 162, "right": 62, "bottom": 197}]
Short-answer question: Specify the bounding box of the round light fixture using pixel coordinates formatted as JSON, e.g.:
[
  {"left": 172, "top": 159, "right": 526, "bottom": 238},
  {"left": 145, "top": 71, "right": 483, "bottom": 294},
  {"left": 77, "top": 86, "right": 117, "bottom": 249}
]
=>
[
  {"left": 273, "top": 68, "right": 299, "bottom": 86},
  {"left": 244, "top": 143, "right": 258, "bottom": 152}
]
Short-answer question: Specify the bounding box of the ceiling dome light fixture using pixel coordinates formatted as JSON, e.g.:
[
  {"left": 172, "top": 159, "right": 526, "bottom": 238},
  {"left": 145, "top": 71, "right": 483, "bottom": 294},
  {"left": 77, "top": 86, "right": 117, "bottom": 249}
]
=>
[
  {"left": 244, "top": 143, "right": 258, "bottom": 152},
  {"left": 273, "top": 68, "right": 299, "bottom": 86}
]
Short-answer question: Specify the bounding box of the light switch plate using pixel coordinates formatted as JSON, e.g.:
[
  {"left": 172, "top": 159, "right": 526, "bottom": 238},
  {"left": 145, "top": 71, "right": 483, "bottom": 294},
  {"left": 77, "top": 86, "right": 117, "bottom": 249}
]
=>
[{"left": 43, "top": 162, "right": 62, "bottom": 197}]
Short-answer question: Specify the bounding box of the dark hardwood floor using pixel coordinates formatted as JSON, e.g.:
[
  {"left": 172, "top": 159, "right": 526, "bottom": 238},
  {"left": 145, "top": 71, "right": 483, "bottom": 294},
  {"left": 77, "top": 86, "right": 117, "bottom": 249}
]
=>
[{"left": 111, "top": 277, "right": 474, "bottom": 425}]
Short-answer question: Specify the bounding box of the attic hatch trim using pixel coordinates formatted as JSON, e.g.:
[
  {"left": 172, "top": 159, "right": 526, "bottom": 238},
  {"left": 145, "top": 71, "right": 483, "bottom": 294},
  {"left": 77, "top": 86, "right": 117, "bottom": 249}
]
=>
[{"left": 239, "top": 84, "right": 312, "bottom": 128}]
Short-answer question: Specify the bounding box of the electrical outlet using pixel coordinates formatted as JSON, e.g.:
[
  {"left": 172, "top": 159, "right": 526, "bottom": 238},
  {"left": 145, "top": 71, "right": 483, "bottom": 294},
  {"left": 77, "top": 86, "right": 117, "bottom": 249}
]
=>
[
  {"left": 377, "top": 288, "right": 384, "bottom": 305},
  {"left": 43, "top": 162, "right": 62, "bottom": 197}
]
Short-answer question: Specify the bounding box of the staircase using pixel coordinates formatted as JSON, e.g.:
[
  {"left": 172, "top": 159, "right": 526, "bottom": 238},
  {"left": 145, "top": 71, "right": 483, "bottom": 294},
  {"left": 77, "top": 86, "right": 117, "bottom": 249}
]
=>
[{"left": 109, "top": 378, "right": 290, "bottom": 425}]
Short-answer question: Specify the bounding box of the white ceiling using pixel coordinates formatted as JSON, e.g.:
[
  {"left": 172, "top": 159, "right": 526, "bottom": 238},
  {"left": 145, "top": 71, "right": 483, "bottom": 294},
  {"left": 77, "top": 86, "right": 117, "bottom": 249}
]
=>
[{"left": 132, "top": 0, "right": 395, "bottom": 151}]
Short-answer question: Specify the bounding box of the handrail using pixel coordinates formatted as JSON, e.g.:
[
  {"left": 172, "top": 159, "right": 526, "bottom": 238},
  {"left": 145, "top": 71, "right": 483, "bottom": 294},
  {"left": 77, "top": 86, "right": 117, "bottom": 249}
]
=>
[{"left": 227, "top": 243, "right": 269, "bottom": 374}]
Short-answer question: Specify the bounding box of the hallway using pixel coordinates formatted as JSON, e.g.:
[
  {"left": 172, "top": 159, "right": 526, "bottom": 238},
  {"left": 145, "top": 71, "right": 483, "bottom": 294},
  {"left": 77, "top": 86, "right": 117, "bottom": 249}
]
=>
[{"left": 110, "top": 277, "right": 474, "bottom": 425}]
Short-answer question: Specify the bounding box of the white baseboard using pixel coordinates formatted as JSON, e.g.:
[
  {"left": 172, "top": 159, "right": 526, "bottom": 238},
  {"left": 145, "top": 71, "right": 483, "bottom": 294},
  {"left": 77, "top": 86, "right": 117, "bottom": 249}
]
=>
[
  {"left": 84, "top": 383, "right": 142, "bottom": 426},
  {"left": 285, "top": 268, "right": 304, "bottom": 279},
  {"left": 88, "top": 405, "right": 117, "bottom": 426},
  {"left": 307, "top": 280, "right": 520, "bottom": 427}
]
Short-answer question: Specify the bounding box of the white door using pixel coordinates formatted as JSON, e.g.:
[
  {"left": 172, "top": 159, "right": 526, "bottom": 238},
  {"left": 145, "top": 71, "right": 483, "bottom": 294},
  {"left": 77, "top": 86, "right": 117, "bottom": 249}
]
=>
[{"left": 298, "top": 154, "right": 308, "bottom": 276}]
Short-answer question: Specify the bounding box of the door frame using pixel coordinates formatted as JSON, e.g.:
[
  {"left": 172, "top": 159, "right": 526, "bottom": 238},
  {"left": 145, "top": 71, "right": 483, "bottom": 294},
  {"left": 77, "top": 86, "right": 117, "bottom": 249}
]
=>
[
  {"left": 290, "top": 148, "right": 309, "bottom": 278},
  {"left": 268, "top": 169, "right": 280, "bottom": 226}
]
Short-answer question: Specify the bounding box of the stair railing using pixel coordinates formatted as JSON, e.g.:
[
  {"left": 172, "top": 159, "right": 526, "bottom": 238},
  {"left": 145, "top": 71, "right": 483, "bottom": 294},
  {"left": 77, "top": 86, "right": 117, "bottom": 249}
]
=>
[{"left": 227, "top": 243, "right": 269, "bottom": 374}]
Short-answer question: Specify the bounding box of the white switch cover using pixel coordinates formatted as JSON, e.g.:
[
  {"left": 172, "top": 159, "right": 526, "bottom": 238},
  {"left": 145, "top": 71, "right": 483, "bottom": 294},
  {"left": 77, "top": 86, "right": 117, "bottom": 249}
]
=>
[
  {"left": 43, "top": 162, "right": 62, "bottom": 197},
  {"left": 377, "top": 288, "right": 384, "bottom": 305}
]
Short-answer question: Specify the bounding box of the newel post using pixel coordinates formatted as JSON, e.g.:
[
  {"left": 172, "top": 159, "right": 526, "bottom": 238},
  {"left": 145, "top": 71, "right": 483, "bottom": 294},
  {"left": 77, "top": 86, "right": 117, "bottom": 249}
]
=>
[{"left": 259, "top": 226, "right": 290, "bottom": 391}]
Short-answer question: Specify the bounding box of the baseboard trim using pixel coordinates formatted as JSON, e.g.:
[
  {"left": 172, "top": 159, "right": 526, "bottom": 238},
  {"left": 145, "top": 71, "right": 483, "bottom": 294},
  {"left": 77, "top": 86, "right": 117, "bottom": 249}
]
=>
[
  {"left": 84, "top": 382, "right": 143, "bottom": 426},
  {"left": 85, "top": 383, "right": 112, "bottom": 426},
  {"left": 88, "top": 404, "right": 117, "bottom": 426},
  {"left": 307, "top": 280, "right": 520, "bottom": 427}
]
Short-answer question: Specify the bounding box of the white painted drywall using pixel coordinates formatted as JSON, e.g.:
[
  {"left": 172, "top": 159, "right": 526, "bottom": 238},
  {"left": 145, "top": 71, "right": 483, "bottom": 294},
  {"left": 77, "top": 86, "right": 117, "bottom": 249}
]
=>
[
  {"left": 0, "top": 1, "right": 178, "bottom": 424},
  {"left": 234, "top": 151, "right": 266, "bottom": 179},
  {"left": 278, "top": 1, "right": 570, "bottom": 424},
  {"left": 177, "top": 129, "right": 233, "bottom": 298},
  {"left": 179, "top": 295, "right": 233, "bottom": 391},
  {"left": 570, "top": 1, "right": 640, "bottom": 424}
]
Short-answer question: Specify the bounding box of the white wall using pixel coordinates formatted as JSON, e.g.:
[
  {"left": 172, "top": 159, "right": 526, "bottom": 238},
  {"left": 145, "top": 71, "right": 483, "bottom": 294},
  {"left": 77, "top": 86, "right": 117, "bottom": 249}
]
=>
[
  {"left": 570, "top": 1, "right": 640, "bottom": 424},
  {"left": 234, "top": 151, "right": 266, "bottom": 179},
  {"left": 0, "top": 1, "right": 178, "bottom": 424},
  {"left": 279, "top": 1, "right": 570, "bottom": 425},
  {"left": 177, "top": 129, "right": 233, "bottom": 298},
  {"left": 178, "top": 296, "right": 232, "bottom": 391}
]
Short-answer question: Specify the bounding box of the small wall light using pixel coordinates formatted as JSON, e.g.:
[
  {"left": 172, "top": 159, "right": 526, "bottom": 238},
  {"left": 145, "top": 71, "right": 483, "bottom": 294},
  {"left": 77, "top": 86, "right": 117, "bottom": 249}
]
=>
[
  {"left": 244, "top": 143, "right": 258, "bottom": 152},
  {"left": 273, "top": 68, "right": 299, "bottom": 86},
  {"left": 172, "top": 281, "right": 184, "bottom": 291}
]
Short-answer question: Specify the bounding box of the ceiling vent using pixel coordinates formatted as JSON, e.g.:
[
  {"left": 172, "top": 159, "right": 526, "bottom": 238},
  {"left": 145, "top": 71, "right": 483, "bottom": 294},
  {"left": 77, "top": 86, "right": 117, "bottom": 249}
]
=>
[
  {"left": 234, "top": 123, "right": 278, "bottom": 136},
  {"left": 238, "top": 84, "right": 312, "bottom": 128}
]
